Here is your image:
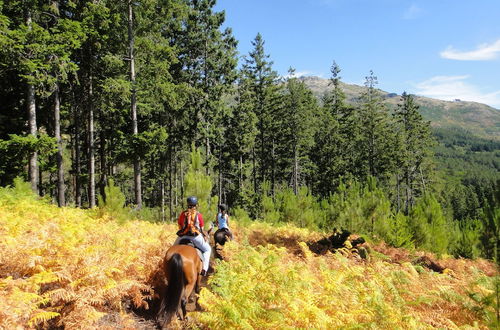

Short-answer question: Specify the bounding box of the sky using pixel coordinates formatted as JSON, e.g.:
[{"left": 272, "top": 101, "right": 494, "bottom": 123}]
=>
[{"left": 214, "top": 0, "right": 500, "bottom": 109}]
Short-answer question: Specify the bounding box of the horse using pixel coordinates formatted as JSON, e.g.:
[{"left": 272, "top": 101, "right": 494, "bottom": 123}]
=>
[
  {"left": 207, "top": 222, "right": 232, "bottom": 248},
  {"left": 213, "top": 228, "right": 231, "bottom": 246},
  {"left": 157, "top": 244, "right": 202, "bottom": 327}
]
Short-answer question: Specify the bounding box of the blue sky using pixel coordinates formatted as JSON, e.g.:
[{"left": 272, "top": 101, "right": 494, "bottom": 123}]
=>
[{"left": 215, "top": 0, "right": 500, "bottom": 109}]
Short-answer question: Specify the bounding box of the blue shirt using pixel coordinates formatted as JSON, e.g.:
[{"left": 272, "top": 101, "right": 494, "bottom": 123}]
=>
[{"left": 217, "top": 213, "right": 229, "bottom": 229}]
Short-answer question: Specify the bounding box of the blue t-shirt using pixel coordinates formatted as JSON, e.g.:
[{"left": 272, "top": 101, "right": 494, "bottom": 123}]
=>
[{"left": 217, "top": 213, "right": 229, "bottom": 229}]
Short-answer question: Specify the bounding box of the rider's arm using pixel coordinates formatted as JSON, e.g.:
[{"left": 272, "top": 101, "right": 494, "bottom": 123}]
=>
[
  {"left": 226, "top": 214, "right": 230, "bottom": 228},
  {"left": 177, "top": 213, "right": 184, "bottom": 230},
  {"left": 198, "top": 213, "right": 205, "bottom": 233}
]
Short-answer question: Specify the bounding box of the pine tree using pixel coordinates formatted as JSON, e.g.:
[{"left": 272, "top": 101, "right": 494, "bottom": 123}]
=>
[
  {"left": 184, "top": 146, "right": 218, "bottom": 224},
  {"left": 279, "top": 68, "right": 318, "bottom": 194},
  {"left": 410, "top": 194, "right": 450, "bottom": 255},
  {"left": 357, "top": 70, "right": 396, "bottom": 182},
  {"left": 224, "top": 71, "right": 258, "bottom": 207},
  {"left": 240, "top": 33, "right": 282, "bottom": 195},
  {"left": 312, "top": 61, "right": 350, "bottom": 197},
  {"left": 394, "top": 92, "right": 434, "bottom": 213}
]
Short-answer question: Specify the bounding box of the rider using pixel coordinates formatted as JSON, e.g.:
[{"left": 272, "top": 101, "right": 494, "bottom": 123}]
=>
[
  {"left": 174, "top": 196, "right": 211, "bottom": 276},
  {"left": 215, "top": 204, "right": 233, "bottom": 240}
]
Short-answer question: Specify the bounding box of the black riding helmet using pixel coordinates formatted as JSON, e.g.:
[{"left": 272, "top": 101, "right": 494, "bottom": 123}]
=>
[
  {"left": 219, "top": 203, "right": 227, "bottom": 211},
  {"left": 187, "top": 196, "right": 198, "bottom": 207}
]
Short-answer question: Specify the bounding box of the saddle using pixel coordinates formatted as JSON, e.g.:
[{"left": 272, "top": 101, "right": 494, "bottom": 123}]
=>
[{"left": 178, "top": 238, "right": 203, "bottom": 261}]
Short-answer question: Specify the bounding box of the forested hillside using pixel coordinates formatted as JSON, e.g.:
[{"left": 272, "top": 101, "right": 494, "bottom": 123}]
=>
[
  {"left": 301, "top": 76, "right": 500, "bottom": 139},
  {"left": 0, "top": 1, "right": 499, "bottom": 327},
  {"left": 0, "top": 0, "right": 498, "bottom": 257}
]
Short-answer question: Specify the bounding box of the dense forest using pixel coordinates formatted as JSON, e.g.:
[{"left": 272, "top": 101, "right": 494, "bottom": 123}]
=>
[{"left": 0, "top": 0, "right": 498, "bottom": 259}]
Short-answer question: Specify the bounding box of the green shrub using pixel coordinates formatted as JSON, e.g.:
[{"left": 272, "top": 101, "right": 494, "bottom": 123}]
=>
[
  {"left": 97, "top": 179, "right": 129, "bottom": 223},
  {"left": 410, "top": 194, "right": 450, "bottom": 255}
]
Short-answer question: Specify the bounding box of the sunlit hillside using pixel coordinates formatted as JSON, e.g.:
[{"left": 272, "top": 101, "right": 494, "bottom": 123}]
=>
[
  {"left": 1, "top": 183, "right": 498, "bottom": 329},
  {"left": 300, "top": 76, "right": 500, "bottom": 139}
]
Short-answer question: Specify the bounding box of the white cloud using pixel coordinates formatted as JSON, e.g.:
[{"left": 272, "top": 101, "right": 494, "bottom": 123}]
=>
[
  {"left": 403, "top": 4, "right": 422, "bottom": 20},
  {"left": 284, "top": 70, "right": 326, "bottom": 79},
  {"left": 414, "top": 75, "right": 500, "bottom": 108},
  {"left": 440, "top": 40, "right": 500, "bottom": 61}
]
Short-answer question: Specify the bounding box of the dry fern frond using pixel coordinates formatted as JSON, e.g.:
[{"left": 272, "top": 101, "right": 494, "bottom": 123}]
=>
[{"left": 46, "top": 288, "right": 76, "bottom": 304}]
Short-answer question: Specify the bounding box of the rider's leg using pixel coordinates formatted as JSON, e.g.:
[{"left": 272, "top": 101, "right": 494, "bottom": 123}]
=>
[
  {"left": 173, "top": 236, "right": 182, "bottom": 245},
  {"left": 192, "top": 234, "right": 211, "bottom": 272}
]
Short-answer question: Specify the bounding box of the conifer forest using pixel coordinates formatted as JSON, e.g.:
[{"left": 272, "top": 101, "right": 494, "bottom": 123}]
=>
[
  {"left": 0, "top": 0, "right": 499, "bottom": 258},
  {"left": 1, "top": 0, "right": 500, "bottom": 328}
]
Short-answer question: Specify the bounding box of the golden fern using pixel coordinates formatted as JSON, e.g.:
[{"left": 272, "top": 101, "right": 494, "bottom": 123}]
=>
[{"left": 28, "top": 310, "right": 60, "bottom": 327}]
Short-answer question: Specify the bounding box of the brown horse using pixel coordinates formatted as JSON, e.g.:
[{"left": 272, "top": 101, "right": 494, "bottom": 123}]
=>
[{"left": 157, "top": 244, "right": 202, "bottom": 327}]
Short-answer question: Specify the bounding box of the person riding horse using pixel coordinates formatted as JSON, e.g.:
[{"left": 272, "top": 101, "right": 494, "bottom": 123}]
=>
[
  {"left": 174, "top": 196, "right": 211, "bottom": 276},
  {"left": 215, "top": 204, "right": 233, "bottom": 241}
]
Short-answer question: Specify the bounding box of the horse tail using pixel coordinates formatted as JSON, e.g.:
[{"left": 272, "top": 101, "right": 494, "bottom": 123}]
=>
[{"left": 159, "top": 253, "right": 185, "bottom": 326}]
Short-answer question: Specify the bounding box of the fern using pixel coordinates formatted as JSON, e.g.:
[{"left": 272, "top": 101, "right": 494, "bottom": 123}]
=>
[{"left": 28, "top": 310, "right": 60, "bottom": 327}]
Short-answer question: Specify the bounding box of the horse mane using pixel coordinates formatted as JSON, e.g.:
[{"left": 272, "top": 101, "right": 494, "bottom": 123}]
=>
[{"left": 158, "top": 253, "right": 185, "bottom": 326}]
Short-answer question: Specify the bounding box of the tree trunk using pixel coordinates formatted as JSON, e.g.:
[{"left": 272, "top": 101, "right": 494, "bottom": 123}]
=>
[
  {"left": 293, "top": 145, "right": 298, "bottom": 195},
  {"left": 205, "top": 125, "right": 211, "bottom": 175},
  {"left": 26, "top": 10, "right": 38, "bottom": 193},
  {"left": 180, "top": 158, "right": 184, "bottom": 208},
  {"left": 88, "top": 75, "right": 96, "bottom": 208},
  {"left": 27, "top": 82, "right": 38, "bottom": 193},
  {"left": 54, "top": 84, "right": 65, "bottom": 206},
  {"left": 271, "top": 139, "right": 276, "bottom": 196},
  {"left": 99, "top": 127, "right": 107, "bottom": 202},
  {"left": 161, "top": 179, "right": 166, "bottom": 222},
  {"left": 239, "top": 154, "right": 243, "bottom": 191},
  {"left": 169, "top": 146, "right": 173, "bottom": 221},
  {"left": 396, "top": 172, "right": 400, "bottom": 213},
  {"left": 252, "top": 147, "right": 257, "bottom": 194},
  {"left": 128, "top": 0, "right": 142, "bottom": 209},
  {"left": 218, "top": 146, "right": 222, "bottom": 203},
  {"left": 405, "top": 167, "right": 410, "bottom": 215},
  {"left": 74, "top": 101, "right": 82, "bottom": 207}
]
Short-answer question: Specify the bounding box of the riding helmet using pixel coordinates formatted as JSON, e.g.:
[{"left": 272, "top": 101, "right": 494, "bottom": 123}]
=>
[
  {"left": 187, "top": 196, "right": 198, "bottom": 206},
  {"left": 219, "top": 203, "right": 227, "bottom": 211}
]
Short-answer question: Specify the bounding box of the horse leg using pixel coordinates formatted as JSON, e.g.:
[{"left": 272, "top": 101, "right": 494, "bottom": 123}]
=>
[
  {"left": 180, "top": 297, "right": 187, "bottom": 320},
  {"left": 195, "top": 272, "right": 201, "bottom": 294}
]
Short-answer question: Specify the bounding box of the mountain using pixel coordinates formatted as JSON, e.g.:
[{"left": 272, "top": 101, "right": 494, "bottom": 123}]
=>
[{"left": 300, "top": 76, "right": 500, "bottom": 140}]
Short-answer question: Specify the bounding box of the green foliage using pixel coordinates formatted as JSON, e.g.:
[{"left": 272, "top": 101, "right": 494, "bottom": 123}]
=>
[
  {"left": 410, "top": 194, "right": 450, "bottom": 255},
  {"left": 452, "top": 219, "right": 483, "bottom": 259},
  {"left": 184, "top": 146, "right": 218, "bottom": 227},
  {"left": 479, "top": 186, "right": 500, "bottom": 260},
  {"left": 0, "top": 177, "right": 38, "bottom": 203},
  {"left": 394, "top": 92, "right": 435, "bottom": 213},
  {"left": 260, "top": 182, "right": 324, "bottom": 230},
  {"left": 0, "top": 0, "right": 496, "bottom": 264},
  {"left": 0, "top": 134, "right": 56, "bottom": 186},
  {"left": 232, "top": 207, "right": 252, "bottom": 226},
  {"left": 325, "top": 177, "right": 392, "bottom": 239},
  {"left": 357, "top": 70, "right": 397, "bottom": 181},
  {"left": 386, "top": 212, "right": 414, "bottom": 249},
  {"left": 98, "top": 179, "right": 128, "bottom": 223},
  {"left": 467, "top": 275, "right": 500, "bottom": 328}
]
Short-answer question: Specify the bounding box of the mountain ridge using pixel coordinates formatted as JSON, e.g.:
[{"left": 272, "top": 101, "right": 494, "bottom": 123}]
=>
[{"left": 299, "top": 76, "right": 500, "bottom": 140}]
